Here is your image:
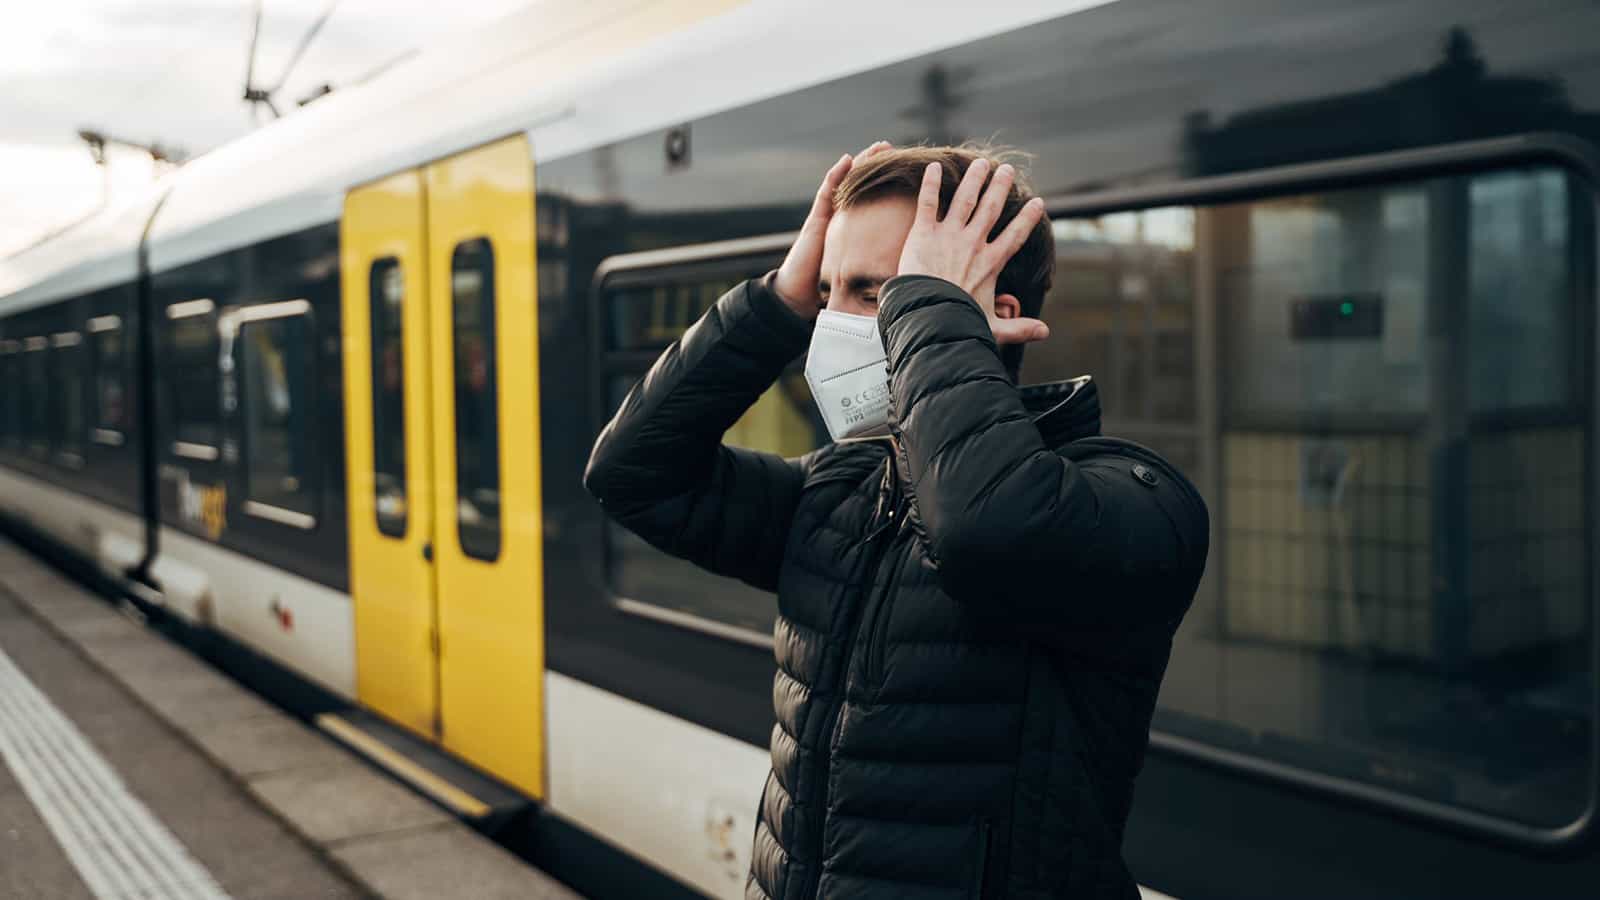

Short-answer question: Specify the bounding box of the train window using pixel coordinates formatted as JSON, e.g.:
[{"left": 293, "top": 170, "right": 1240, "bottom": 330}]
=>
[
  {"left": 450, "top": 238, "right": 500, "bottom": 561},
  {"left": 88, "top": 315, "right": 126, "bottom": 446},
  {"left": 234, "top": 301, "right": 317, "bottom": 529},
  {"left": 0, "top": 339, "right": 18, "bottom": 449},
  {"left": 22, "top": 336, "right": 50, "bottom": 457},
  {"left": 166, "top": 298, "right": 220, "bottom": 460},
  {"left": 52, "top": 331, "right": 84, "bottom": 466},
  {"left": 369, "top": 258, "right": 407, "bottom": 538},
  {"left": 599, "top": 252, "right": 828, "bottom": 643},
  {"left": 607, "top": 275, "right": 732, "bottom": 351},
  {"left": 1034, "top": 163, "right": 1592, "bottom": 831}
]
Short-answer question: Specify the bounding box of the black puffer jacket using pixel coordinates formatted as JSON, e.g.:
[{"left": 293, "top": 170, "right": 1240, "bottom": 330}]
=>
[{"left": 585, "top": 274, "right": 1209, "bottom": 900}]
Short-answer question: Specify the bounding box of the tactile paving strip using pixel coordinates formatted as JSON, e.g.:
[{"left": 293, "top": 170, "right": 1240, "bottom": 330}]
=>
[{"left": 0, "top": 644, "right": 231, "bottom": 900}]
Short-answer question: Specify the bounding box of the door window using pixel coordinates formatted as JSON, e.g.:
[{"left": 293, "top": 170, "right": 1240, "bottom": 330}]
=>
[
  {"left": 369, "top": 258, "right": 408, "bottom": 537},
  {"left": 451, "top": 238, "right": 501, "bottom": 561}
]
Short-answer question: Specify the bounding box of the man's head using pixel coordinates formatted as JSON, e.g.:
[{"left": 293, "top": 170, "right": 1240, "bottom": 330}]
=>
[{"left": 818, "top": 144, "right": 1055, "bottom": 378}]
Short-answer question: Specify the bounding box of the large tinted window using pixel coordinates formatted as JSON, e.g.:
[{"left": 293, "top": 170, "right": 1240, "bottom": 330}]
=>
[
  {"left": 238, "top": 306, "right": 316, "bottom": 527},
  {"left": 167, "top": 299, "right": 220, "bottom": 458},
  {"left": 370, "top": 259, "right": 407, "bottom": 537},
  {"left": 89, "top": 314, "right": 126, "bottom": 445},
  {"left": 451, "top": 238, "right": 501, "bottom": 561},
  {"left": 600, "top": 256, "right": 828, "bottom": 641},
  {"left": 1029, "top": 164, "right": 1591, "bottom": 831}
]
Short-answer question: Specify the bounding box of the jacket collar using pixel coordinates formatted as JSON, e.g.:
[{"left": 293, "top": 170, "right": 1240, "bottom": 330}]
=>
[
  {"left": 1021, "top": 375, "right": 1101, "bottom": 447},
  {"left": 863, "top": 375, "right": 1102, "bottom": 453}
]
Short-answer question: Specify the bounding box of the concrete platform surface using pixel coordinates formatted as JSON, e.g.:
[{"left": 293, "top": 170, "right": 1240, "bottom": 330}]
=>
[{"left": 0, "top": 537, "right": 583, "bottom": 900}]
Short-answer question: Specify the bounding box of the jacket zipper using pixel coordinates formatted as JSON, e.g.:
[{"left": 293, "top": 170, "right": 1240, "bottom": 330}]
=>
[
  {"left": 863, "top": 497, "right": 910, "bottom": 686},
  {"left": 971, "top": 818, "right": 993, "bottom": 900},
  {"left": 811, "top": 456, "right": 899, "bottom": 897}
]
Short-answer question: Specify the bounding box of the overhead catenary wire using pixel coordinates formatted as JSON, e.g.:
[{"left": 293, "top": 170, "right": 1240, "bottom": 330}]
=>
[
  {"left": 242, "top": 0, "right": 279, "bottom": 118},
  {"left": 243, "top": 0, "right": 344, "bottom": 121},
  {"left": 269, "top": 0, "right": 342, "bottom": 95},
  {"left": 244, "top": 0, "right": 264, "bottom": 100}
]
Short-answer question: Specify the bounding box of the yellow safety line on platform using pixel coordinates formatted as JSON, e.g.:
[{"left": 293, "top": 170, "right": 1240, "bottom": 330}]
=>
[{"left": 315, "top": 713, "right": 492, "bottom": 819}]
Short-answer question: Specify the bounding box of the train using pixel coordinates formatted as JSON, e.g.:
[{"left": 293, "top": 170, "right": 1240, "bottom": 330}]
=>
[{"left": 2, "top": 0, "right": 1598, "bottom": 896}]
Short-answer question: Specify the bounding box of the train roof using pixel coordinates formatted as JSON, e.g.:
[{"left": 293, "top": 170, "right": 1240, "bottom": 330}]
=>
[
  {"left": 0, "top": 186, "right": 169, "bottom": 312},
  {"left": 0, "top": 0, "right": 1103, "bottom": 314}
]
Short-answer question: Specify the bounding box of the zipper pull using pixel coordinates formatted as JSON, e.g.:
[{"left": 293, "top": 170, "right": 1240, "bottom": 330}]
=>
[
  {"left": 872, "top": 461, "right": 893, "bottom": 523},
  {"left": 865, "top": 460, "right": 897, "bottom": 542}
]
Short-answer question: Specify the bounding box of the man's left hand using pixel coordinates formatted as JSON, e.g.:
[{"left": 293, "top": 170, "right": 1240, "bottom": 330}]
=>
[{"left": 895, "top": 159, "right": 1049, "bottom": 345}]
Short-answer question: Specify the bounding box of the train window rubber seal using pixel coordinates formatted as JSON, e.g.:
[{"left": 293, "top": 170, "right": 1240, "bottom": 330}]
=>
[
  {"left": 1043, "top": 131, "right": 1600, "bottom": 853},
  {"left": 583, "top": 134, "right": 1600, "bottom": 849}
]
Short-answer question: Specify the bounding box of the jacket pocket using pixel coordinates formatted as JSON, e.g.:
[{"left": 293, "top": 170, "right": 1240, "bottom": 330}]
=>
[{"left": 970, "top": 818, "right": 993, "bottom": 900}]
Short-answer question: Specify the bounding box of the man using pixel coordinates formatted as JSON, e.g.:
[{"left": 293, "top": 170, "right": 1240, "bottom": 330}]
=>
[{"left": 586, "top": 144, "right": 1209, "bottom": 899}]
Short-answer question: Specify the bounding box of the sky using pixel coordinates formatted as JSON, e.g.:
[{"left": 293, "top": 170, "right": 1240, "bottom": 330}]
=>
[{"left": 0, "top": 0, "right": 529, "bottom": 257}]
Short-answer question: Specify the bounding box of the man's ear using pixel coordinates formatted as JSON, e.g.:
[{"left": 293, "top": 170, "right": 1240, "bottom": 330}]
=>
[{"left": 994, "top": 292, "right": 1021, "bottom": 320}]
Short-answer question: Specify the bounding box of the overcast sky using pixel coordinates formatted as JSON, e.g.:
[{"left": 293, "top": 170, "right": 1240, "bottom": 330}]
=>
[{"left": 0, "top": 0, "right": 528, "bottom": 257}]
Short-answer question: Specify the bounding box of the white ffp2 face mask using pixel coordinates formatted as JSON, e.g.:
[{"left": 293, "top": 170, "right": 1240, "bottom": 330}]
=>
[{"left": 804, "top": 309, "right": 891, "bottom": 442}]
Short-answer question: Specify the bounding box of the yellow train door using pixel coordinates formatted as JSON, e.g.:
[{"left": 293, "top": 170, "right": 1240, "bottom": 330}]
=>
[
  {"left": 342, "top": 135, "right": 545, "bottom": 800},
  {"left": 342, "top": 171, "right": 440, "bottom": 739},
  {"left": 424, "top": 135, "right": 545, "bottom": 800}
]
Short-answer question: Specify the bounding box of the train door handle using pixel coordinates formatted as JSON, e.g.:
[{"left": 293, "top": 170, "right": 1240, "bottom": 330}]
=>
[{"left": 422, "top": 542, "right": 433, "bottom": 562}]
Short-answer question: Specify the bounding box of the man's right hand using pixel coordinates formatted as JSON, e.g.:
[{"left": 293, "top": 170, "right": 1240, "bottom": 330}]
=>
[{"left": 772, "top": 141, "right": 891, "bottom": 320}]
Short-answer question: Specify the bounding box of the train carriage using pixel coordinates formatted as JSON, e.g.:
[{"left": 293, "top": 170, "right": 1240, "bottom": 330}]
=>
[{"left": 1, "top": 1, "right": 1598, "bottom": 897}]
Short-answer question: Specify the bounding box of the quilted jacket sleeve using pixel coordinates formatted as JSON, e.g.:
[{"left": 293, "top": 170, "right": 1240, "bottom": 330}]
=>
[
  {"left": 879, "top": 275, "right": 1208, "bottom": 628},
  {"left": 583, "top": 275, "right": 816, "bottom": 593}
]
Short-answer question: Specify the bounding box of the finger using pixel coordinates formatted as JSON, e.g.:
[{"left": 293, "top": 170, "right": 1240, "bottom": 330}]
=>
[
  {"left": 856, "top": 140, "right": 892, "bottom": 160},
  {"left": 969, "top": 163, "right": 1014, "bottom": 238},
  {"left": 946, "top": 158, "right": 991, "bottom": 226},
  {"left": 982, "top": 196, "right": 1046, "bottom": 270},
  {"left": 990, "top": 316, "right": 1050, "bottom": 345},
  {"left": 807, "top": 153, "right": 852, "bottom": 222},
  {"left": 913, "top": 161, "right": 942, "bottom": 226}
]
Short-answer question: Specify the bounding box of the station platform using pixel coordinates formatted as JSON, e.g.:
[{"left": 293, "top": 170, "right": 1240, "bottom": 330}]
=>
[{"left": 0, "top": 537, "right": 582, "bottom": 900}]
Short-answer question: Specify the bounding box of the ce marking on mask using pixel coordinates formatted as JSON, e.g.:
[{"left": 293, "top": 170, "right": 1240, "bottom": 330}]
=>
[{"left": 840, "top": 375, "right": 889, "bottom": 424}]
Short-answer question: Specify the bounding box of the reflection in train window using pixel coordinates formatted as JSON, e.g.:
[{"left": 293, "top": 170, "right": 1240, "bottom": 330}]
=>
[
  {"left": 239, "top": 312, "right": 317, "bottom": 526},
  {"left": 451, "top": 238, "right": 501, "bottom": 561},
  {"left": 166, "top": 299, "right": 220, "bottom": 457},
  {"left": 53, "top": 331, "right": 84, "bottom": 465},
  {"left": 608, "top": 276, "right": 734, "bottom": 351},
  {"left": 601, "top": 257, "right": 829, "bottom": 641},
  {"left": 89, "top": 315, "right": 125, "bottom": 445},
  {"left": 1033, "top": 164, "right": 1592, "bottom": 829},
  {"left": 369, "top": 258, "right": 407, "bottom": 538}
]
